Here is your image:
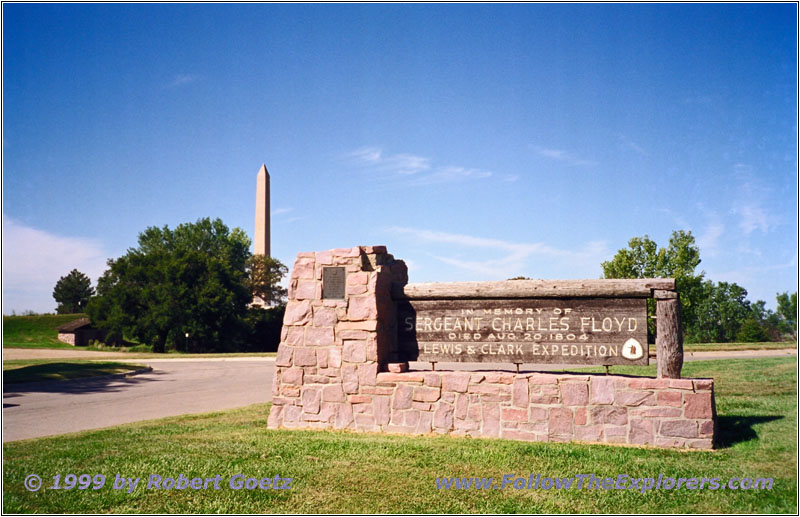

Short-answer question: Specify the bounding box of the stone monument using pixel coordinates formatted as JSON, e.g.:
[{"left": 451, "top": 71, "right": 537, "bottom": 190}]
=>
[{"left": 268, "top": 246, "right": 716, "bottom": 449}]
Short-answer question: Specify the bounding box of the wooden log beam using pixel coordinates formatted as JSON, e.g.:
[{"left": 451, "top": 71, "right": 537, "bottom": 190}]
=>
[
  {"left": 391, "top": 279, "right": 676, "bottom": 300},
  {"left": 656, "top": 294, "right": 684, "bottom": 379}
]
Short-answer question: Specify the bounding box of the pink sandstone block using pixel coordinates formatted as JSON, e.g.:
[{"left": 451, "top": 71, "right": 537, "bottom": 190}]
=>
[
  {"left": 590, "top": 377, "right": 615, "bottom": 404},
  {"left": 282, "top": 367, "right": 304, "bottom": 386},
  {"left": 529, "top": 407, "right": 547, "bottom": 421},
  {"left": 590, "top": 407, "right": 628, "bottom": 426},
  {"left": 284, "top": 327, "right": 305, "bottom": 346},
  {"left": 561, "top": 382, "right": 589, "bottom": 406},
  {"left": 355, "top": 414, "right": 377, "bottom": 428},
  {"left": 386, "top": 363, "right": 409, "bottom": 373},
  {"left": 574, "top": 407, "right": 587, "bottom": 426},
  {"left": 342, "top": 365, "right": 359, "bottom": 394},
  {"left": 338, "top": 330, "right": 368, "bottom": 340},
  {"left": 470, "top": 373, "right": 486, "bottom": 384},
  {"left": 529, "top": 385, "right": 559, "bottom": 404},
  {"left": 378, "top": 372, "right": 425, "bottom": 384},
  {"left": 404, "top": 410, "right": 421, "bottom": 427},
  {"left": 657, "top": 391, "right": 682, "bottom": 407},
  {"left": 284, "top": 300, "right": 312, "bottom": 325},
  {"left": 358, "top": 363, "right": 378, "bottom": 387},
  {"left": 291, "top": 259, "right": 315, "bottom": 280},
  {"left": 301, "top": 388, "right": 321, "bottom": 414},
  {"left": 616, "top": 391, "right": 656, "bottom": 407},
  {"left": 483, "top": 372, "right": 515, "bottom": 384},
  {"left": 694, "top": 379, "right": 714, "bottom": 391},
  {"left": 296, "top": 252, "right": 316, "bottom": 258},
  {"left": 316, "top": 349, "right": 329, "bottom": 368},
  {"left": 334, "top": 246, "right": 361, "bottom": 258},
  {"left": 502, "top": 407, "right": 528, "bottom": 422},
  {"left": 361, "top": 386, "right": 395, "bottom": 396},
  {"left": 656, "top": 437, "right": 685, "bottom": 448},
  {"left": 346, "top": 284, "right": 368, "bottom": 295},
  {"left": 468, "top": 384, "right": 511, "bottom": 396},
  {"left": 280, "top": 386, "right": 300, "bottom": 397},
  {"left": 482, "top": 403, "right": 501, "bottom": 437},
  {"left": 423, "top": 373, "right": 442, "bottom": 387},
  {"left": 549, "top": 408, "right": 573, "bottom": 435},
  {"left": 415, "top": 411, "right": 433, "bottom": 434},
  {"left": 629, "top": 419, "right": 654, "bottom": 445},
  {"left": 347, "top": 296, "right": 378, "bottom": 321},
  {"left": 272, "top": 369, "right": 280, "bottom": 396},
  {"left": 275, "top": 346, "right": 293, "bottom": 367},
  {"left": 442, "top": 373, "right": 471, "bottom": 393},
  {"left": 267, "top": 405, "right": 283, "bottom": 428},
  {"left": 313, "top": 307, "right": 337, "bottom": 327},
  {"left": 306, "top": 327, "right": 335, "bottom": 347},
  {"left": 327, "top": 348, "right": 342, "bottom": 368},
  {"left": 660, "top": 420, "right": 698, "bottom": 438},
  {"left": 604, "top": 425, "right": 627, "bottom": 438},
  {"left": 294, "top": 281, "right": 318, "bottom": 300},
  {"left": 315, "top": 250, "right": 334, "bottom": 265},
  {"left": 628, "top": 378, "right": 669, "bottom": 390},
  {"left": 284, "top": 405, "right": 301, "bottom": 423},
  {"left": 349, "top": 394, "right": 372, "bottom": 404},
  {"left": 337, "top": 320, "right": 379, "bottom": 331},
  {"left": 512, "top": 378, "right": 529, "bottom": 408},
  {"left": 455, "top": 417, "right": 481, "bottom": 432},
  {"left": 455, "top": 394, "right": 469, "bottom": 420},
  {"left": 347, "top": 272, "right": 369, "bottom": 285},
  {"left": 687, "top": 439, "right": 714, "bottom": 449},
  {"left": 374, "top": 396, "right": 391, "bottom": 426},
  {"left": 412, "top": 401, "right": 432, "bottom": 411},
  {"left": 342, "top": 340, "right": 367, "bottom": 362},
  {"left": 393, "top": 385, "right": 413, "bottom": 409},
  {"left": 684, "top": 392, "right": 713, "bottom": 419},
  {"left": 322, "top": 384, "right": 345, "bottom": 402},
  {"left": 699, "top": 419, "right": 715, "bottom": 438},
  {"left": 635, "top": 407, "right": 683, "bottom": 418},
  {"left": 293, "top": 348, "right": 316, "bottom": 367},
  {"left": 501, "top": 429, "right": 538, "bottom": 442},
  {"left": 529, "top": 374, "right": 558, "bottom": 385},
  {"left": 305, "top": 375, "right": 330, "bottom": 384},
  {"left": 669, "top": 379, "right": 694, "bottom": 390},
  {"left": 413, "top": 387, "right": 441, "bottom": 402},
  {"left": 434, "top": 403, "right": 454, "bottom": 430},
  {"left": 575, "top": 424, "right": 603, "bottom": 442}
]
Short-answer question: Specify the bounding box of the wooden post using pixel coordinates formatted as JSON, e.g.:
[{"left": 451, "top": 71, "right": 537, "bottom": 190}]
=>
[{"left": 655, "top": 290, "right": 683, "bottom": 379}]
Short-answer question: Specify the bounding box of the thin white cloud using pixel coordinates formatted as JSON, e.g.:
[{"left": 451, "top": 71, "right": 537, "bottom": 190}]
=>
[
  {"left": 533, "top": 145, "right": 596, "bottom": 166},
  {"left": 2, "top": 216, "right": 109, "bottom": 314},
  {"left": 271, "top": 207, "right": 294, "bottom": 216},
  {"left": 734, "top": 204, "right": 770, "bottom": 234},
  {"left": 695, "top": 218, "right": 725, "bottom": 258},
  {"left": 388, "top": 226, "right": 609, "bottom": 279},
  {"left": 346, "top": 146, "right": 505, "bottom": 186},
  {"left": 167, "top": 74, "right": 198, "bottom": 88},
  {"left": 617, "top": 134, "right": 648, "bottom": 156}
]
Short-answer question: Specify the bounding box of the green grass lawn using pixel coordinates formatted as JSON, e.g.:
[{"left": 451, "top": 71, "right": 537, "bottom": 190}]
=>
[
  {"left": 2, "top": 314, "right": 90, "bottom": 349},
  {"left": 2, "top": 356, "right": 795, "bottom": 513},
  {"left": 683, "top": 341, "right": 796, "bottom": 352},
  {"left": 3, "top": 360, "right": 147, "bottom": 384}
]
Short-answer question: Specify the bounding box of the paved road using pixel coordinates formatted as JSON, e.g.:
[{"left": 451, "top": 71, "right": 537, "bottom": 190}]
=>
[
  {"left": 2, "top": 348, "right": 794, "bottom": 442},
  {"left": 3, "top": 359, "right": 274, "bottom": 442}
]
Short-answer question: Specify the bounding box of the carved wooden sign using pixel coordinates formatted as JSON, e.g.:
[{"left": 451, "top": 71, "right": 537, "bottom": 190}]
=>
[{"left": 396, "top": 298, "right": 648, "bottom": 365}]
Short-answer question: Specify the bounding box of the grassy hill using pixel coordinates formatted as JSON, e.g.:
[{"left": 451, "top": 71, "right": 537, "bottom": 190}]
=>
[{"left": 3, "top": 313, "right": 88, "bottom": 349}]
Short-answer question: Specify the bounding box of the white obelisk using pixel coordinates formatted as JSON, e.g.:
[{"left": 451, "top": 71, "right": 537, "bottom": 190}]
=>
[{"left": 254, "top": 164, "right": 270, "bottom": 257}]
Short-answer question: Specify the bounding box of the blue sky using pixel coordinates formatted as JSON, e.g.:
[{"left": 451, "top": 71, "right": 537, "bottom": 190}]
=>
[{"left": 3, "top": 3, "right": 797, "bottom": 314}]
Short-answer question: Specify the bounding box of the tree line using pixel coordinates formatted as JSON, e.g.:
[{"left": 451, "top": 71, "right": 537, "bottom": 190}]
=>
[
  {"left": 53, "top": 219, "right": 796, "bottom": 352},
  {"left": 601, "top": 230, "right": 796, "bottom": 343}
]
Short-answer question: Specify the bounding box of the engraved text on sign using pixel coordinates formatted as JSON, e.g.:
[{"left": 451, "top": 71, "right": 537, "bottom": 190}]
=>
[{"left": 397, "top": 298, "right": 648, "bottom": 365}]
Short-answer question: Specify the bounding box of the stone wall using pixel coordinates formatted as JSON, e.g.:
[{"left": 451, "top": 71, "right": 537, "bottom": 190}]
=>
[
  {"left": 57, "top": 332, "right": 76, "bottom": 346},
  {"left": 267, "top": 246, "right": 716, "bottom": 449}
]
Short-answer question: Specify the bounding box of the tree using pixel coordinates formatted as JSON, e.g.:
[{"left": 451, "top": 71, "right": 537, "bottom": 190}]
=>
[
  {"left": 601, "top": 230, "right": 704, "bottom": 340},
  {"left": 87, "top": 218, "right": 252, "bottom": 353},
  {"left": 246, "top": 255, "right": 288, "bottom": 304},
  {"left": 53, "top": 269, "right": 95, "bottom": 314},
  {"left": 776, "top": 291, "right": 797, "bottom": 339},
  {"left": 686, "top": 280, "right": 752, "bottom": 343}
]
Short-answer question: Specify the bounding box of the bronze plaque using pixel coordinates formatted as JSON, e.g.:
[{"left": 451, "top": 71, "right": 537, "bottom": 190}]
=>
[
  {"left": 322, "top": 267, "right": 346, "bottom": 299},
  {"left": 397, "top": 298, "right": 648, "bottom": 365}
]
